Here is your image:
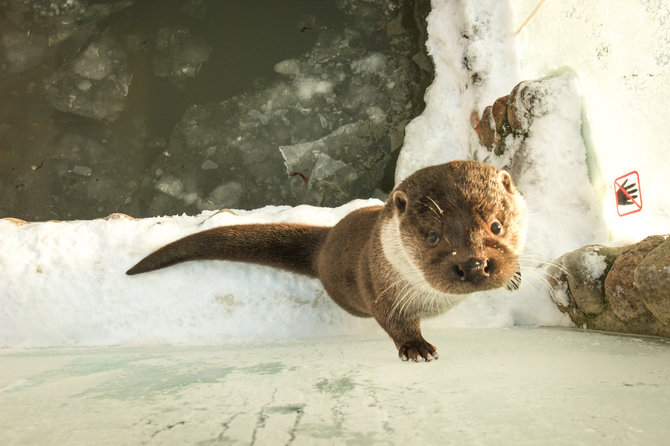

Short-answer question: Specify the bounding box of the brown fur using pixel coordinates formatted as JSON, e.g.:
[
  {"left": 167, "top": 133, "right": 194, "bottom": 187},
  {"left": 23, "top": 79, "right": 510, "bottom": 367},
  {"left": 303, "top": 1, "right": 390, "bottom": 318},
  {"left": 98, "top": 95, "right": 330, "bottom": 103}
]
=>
[{"left": 127, "top": 161, "right": 527, "bottom": 361}]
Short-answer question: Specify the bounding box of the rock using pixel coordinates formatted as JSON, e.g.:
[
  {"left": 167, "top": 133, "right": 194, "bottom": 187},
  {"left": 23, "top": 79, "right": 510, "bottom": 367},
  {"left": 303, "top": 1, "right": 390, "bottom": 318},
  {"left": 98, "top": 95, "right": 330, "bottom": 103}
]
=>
[
  {"left": 604, "top": 236, "right": 665, "bottom": 322},
  {"left": 491, "top": 95, "right": 508, "bottom": 132},
  {"left": 551, "top": 235, "right": 670, "bottom": 338},
  {"left": 1, "top": 217, "right": 28, "bottom": 226},
  {"left": 479, "top": 105, "right": 496, "bottom": 151},
  {"left": 559, "top": 245, "right": 608, "bottom": 315},
  {"left": 635, "top": 237, "right": 670, "bottom": 324}
]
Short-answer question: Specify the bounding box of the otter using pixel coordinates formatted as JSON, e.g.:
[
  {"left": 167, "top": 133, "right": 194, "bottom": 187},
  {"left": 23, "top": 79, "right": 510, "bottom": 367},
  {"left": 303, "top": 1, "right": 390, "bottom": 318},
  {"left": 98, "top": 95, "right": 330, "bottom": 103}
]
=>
[{"left": 127, "top": 160, "right": 528, "bottom": 361}]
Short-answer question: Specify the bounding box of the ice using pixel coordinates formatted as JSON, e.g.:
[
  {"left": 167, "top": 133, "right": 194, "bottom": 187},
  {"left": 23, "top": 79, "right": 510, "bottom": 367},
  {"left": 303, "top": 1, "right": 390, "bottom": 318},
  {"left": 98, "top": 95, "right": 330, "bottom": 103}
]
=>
[
  {"left": 206, "top": 182, "right": 244, "bottom": 210},
  {"left": 5, "top": 117, "right": 148, "bottom": 221},
  {"left": 27, "top": 0, "right": 133, "bottom": 46},
  {"left": 0, "top": 24, "right": 47, "bottom": 75},
  {"left": 152, "top": 27, "right": 211, "bottom": 82},
  {"left": 351, "top": 52, "right": 387, "bottom": 74},
  {"left": 280, "top": 120, "right": 390, "bottom": 206},
  {"left": 2, "top": 329, "right": 670, "bottom": 444},
  {"left": 140, "top": 1, "right": 431, "bottom": 216},
  {"left": 274, "top": 59, "right": 300, "bottom": 76},
  {"left": 45, "top": 33, "right": 131, "bottom": 121},
  {"left": 72, "top": 165, "right": 93, "bottom": 176},
  {"left": 294, "top": 78, "right": 334, "bottom": 101},
  {"left": 72, "top": 40, "right": 114, "bottom": 80}
]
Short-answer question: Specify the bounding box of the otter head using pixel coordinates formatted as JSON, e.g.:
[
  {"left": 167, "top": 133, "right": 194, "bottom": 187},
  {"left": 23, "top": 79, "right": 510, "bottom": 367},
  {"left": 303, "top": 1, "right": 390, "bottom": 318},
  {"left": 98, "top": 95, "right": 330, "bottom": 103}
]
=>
[{"left": 383, "top": 160, "right": 527, "bottom": 296}]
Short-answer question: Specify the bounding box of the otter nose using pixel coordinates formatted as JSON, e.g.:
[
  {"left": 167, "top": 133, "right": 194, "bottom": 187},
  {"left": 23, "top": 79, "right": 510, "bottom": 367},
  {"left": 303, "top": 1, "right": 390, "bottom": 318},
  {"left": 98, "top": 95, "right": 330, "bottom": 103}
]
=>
[{"left": 452, "top": 257, "right": 495, "bottom": 283}]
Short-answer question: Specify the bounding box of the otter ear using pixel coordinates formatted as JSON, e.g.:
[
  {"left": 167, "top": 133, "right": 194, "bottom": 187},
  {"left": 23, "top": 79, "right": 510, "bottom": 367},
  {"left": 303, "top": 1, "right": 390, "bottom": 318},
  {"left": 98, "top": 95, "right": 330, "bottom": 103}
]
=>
[
  {"left": 499, "top": 170, "right": 514, "bottom": 194},
  {"left": 392, "top": 190, "right": 408, "bottom": 215}
]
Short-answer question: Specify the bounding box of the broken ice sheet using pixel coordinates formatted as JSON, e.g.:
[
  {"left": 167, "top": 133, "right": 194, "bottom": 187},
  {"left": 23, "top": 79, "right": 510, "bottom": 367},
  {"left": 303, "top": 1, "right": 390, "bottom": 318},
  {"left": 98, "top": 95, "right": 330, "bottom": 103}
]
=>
[{"left": 143, "top": 15, "right": 426, "bottom": 215}]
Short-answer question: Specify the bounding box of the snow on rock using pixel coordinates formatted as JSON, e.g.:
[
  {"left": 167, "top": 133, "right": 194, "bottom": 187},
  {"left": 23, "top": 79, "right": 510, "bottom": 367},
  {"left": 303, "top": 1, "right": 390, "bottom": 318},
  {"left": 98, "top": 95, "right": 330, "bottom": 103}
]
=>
[
  {"left": 481, "top": 72, "right": 608, "bottom": 260},
  {"left": 396, "top": 0, "right": 519, "bottom": 182},
  {"left": 549, "top": 235, "right": 670, "bottom": 337}
]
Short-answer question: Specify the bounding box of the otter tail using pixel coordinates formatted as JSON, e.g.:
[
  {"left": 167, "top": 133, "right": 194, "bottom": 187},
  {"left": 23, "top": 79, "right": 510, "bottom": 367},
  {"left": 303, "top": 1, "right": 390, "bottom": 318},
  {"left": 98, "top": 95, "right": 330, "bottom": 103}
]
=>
[{"left": 126, "top": 223, "right": 330, "bottom": 278}]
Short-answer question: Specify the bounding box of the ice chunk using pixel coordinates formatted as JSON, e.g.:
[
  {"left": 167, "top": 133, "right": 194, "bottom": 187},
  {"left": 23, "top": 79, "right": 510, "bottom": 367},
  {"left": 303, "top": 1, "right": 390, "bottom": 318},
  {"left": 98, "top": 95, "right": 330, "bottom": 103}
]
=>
[
  {"left": 72, "top": 165, "right": 93, "bottom": 176},
  {"left": 203, "top": 182, "right": 244, "bottom": 210},
  {"left": 351, "top": 52, "right": 387, "bottom": 74},
  {"left": 156, "top": 175, "right": 185, "bottom": 198},
  {"left": 30, "top": 0, "right": 133, "bottom": 46},
  {"left": 280, "top": 120, "right": 389, "bottom": 206},
  {"left": 274, "top": 59, "right": 301, "bottom": 76},
  {"left": 72, "top": 41, "right": 114, "bottom": 80},
  {"left": 45, "top": 34, "right": 131, "bottom": 121},
  {"left": 200, "top": 160, "right": 218, "bottom": 170},
  {"left": 295, "top": 78, "right": 333, "bottom": 101}
]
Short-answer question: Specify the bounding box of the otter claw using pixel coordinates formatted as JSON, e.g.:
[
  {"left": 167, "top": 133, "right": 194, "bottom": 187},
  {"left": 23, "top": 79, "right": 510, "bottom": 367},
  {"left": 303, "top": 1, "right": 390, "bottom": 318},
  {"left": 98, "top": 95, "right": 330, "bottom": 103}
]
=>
[{"left": 399, "top": 341, "right": 438, "bottom": 362}]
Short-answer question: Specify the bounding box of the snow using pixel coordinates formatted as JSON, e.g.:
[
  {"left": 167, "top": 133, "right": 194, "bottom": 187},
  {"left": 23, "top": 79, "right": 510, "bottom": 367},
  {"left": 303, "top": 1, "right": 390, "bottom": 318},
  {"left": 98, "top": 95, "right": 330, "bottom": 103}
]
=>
[
  {"left": 396, "top": 0, "right": 520, "bottom": 181},
  {"left": 580, "top": 248, "right": 608, "bottom": 284},
  {"left": 0, "top": 201, "right": 380, "bottom": 349}
]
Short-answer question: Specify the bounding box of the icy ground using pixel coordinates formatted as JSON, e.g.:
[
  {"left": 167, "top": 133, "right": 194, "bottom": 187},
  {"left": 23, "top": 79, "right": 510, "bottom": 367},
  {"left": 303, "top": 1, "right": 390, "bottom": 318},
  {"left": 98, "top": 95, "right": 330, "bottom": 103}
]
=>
[{"left": 2, "top": 328, "right": 670, "bottom": 445}]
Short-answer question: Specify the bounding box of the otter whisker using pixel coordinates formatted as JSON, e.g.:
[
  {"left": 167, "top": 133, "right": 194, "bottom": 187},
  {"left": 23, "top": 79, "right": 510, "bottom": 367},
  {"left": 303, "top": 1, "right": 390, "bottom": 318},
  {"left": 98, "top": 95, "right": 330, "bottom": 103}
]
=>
[{"left": 426, "top": 196, "right": 444, "bottom": 215}]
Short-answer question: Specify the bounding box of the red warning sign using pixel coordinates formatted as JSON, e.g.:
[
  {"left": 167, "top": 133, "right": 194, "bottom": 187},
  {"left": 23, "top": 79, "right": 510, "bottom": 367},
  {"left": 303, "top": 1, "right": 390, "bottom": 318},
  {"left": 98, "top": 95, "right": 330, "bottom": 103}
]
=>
[{"left": 614, "top": 171, "right": 642, "bottom": 216}]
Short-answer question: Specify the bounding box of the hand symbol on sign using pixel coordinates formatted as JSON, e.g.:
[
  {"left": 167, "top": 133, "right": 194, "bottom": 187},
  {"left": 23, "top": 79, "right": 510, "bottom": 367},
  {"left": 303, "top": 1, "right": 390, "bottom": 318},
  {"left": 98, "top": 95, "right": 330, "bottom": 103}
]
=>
[{"left": 616, "top": 178, "right": 638, "bottom": 206}]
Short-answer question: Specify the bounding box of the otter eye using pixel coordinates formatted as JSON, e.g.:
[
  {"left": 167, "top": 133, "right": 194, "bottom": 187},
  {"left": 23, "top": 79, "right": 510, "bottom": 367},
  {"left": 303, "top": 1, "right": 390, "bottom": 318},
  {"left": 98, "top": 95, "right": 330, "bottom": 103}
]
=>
[
  {"left": 426, "top": 231, "right": 440, "bottom": 246},
  {"left": 491, "top": 220, "right": 503, "bottom": 235}
]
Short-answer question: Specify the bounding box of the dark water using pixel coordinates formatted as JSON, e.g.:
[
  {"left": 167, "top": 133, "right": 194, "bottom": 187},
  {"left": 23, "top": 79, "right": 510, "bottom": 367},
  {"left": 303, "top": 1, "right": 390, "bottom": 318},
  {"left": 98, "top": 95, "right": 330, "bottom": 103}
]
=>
[{"left": 0, "top": 0, "right": 432, "bottom": 221}]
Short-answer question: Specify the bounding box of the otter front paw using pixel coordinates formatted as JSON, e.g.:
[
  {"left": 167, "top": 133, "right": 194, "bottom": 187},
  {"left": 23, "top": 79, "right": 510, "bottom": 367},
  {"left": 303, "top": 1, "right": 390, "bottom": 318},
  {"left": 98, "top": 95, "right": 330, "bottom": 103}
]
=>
[{"left": 398, "top": 340, "right": 438, "bottom": 362}]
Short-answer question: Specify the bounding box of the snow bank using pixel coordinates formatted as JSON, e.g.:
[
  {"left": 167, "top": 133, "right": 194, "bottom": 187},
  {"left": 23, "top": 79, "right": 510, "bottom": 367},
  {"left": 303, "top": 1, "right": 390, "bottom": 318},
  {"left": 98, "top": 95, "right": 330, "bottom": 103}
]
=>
[{"left": 0, "top": 202, "right": 380, "bottom": 348}]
